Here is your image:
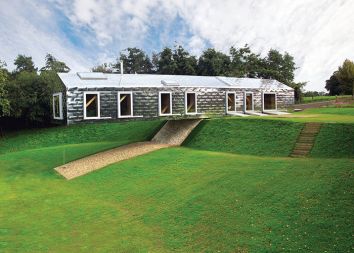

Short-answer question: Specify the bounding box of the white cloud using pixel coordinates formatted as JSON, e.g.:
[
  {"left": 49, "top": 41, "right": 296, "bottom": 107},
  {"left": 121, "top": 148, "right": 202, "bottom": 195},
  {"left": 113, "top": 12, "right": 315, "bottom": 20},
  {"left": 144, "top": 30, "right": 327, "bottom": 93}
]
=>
[
  {"left": 1, "top": 0, "right": 354, "bottom": 91},
  {"left": 0, "top": 0, "right": 90, "bottom": 71}
]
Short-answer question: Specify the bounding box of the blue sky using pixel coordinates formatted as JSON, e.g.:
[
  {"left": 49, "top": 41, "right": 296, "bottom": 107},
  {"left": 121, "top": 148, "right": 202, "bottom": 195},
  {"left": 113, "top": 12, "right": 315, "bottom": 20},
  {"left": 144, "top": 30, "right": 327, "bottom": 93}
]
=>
[{"left": 1, "top": 0, "right": 354, "bottom": 91}]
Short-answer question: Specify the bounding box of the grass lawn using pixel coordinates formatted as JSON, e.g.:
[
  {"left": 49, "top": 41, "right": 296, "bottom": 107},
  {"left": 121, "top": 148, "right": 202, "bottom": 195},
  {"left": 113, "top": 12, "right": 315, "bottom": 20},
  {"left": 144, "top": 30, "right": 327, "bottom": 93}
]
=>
[
  {"left": 1, "top": 110, "right": 353, "bottom": 252},
  {"left": 267, "top": 107, "right": 354, "bottom": 123},
  {"left": 1, "top": 147, "right": 353, "bottom": 252}
]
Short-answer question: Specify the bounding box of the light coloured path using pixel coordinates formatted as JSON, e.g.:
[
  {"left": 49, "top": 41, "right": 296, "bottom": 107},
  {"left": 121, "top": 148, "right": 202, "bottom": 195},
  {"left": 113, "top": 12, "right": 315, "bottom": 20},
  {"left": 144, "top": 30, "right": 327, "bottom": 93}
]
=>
[{"left": 55, "top": 142, "right": 170, "bottom": 180}]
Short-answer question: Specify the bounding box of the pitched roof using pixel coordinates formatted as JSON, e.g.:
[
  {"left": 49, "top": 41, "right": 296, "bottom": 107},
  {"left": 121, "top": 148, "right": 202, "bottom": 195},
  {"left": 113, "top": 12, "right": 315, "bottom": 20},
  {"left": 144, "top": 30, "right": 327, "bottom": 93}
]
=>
[{"left": 58, "top": 72, "right": 294, "bottom": 90}]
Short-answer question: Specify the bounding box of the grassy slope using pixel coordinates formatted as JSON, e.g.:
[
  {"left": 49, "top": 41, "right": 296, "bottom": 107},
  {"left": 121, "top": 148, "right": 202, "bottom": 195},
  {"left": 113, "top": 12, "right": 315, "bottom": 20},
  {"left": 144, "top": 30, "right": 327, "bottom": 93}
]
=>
[
  {"left": 0, "top": 120, "right": 164, "bottom": 155},
  {"left": 1, "top": 148, "right": 353, "bottom": 252},
  {"left": 311, "top": 123, "right": 354, "bottom": 158},
  {"left": 184, "top": 118, "right": 303, "bottom": 157}
]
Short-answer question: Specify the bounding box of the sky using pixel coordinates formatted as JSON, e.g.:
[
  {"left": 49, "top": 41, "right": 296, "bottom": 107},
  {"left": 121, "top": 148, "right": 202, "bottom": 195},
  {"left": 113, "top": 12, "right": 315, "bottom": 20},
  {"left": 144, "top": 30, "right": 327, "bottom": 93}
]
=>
[{"left": 0, "top": 0, "right": 354, "bottom": 91}]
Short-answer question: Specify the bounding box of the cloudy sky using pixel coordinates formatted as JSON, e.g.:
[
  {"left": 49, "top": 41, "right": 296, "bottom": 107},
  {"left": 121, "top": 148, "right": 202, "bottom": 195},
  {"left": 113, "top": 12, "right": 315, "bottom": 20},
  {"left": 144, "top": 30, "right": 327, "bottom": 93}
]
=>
[{"left": 1, "top": 0, "right": 353, "bottom": 91}]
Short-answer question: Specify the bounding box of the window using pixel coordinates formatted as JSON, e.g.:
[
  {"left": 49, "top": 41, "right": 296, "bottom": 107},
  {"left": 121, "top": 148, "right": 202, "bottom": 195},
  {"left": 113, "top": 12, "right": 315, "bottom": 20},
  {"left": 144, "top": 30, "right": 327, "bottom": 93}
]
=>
[
  {"left": 245, "top": 92, "right": 253, "bottom": 111},
  {"left": 84, "top": 92, "right": 100, "bottom": 119},
  {"left": 52, "top": 93, "right": 63, "bottom": 119},
  {"left": 159, "top": 92, "right": 172, "bottom": 116},
  {"left": 118, "top": 92, "right": 133, "bottom": 117},
  {"left": 185, "top": 92, "right": 197, "bottom": 114},
  {"left": 263, "top": 93, "right": 277, "bottom": 111},
  {"left": 227, "top": 92, "right": 236, "bottom": 112}
]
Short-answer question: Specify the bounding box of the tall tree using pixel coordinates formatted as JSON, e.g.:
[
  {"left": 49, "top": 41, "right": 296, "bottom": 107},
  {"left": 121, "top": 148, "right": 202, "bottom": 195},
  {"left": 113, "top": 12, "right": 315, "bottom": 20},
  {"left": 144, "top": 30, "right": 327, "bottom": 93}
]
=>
[
  {"left": 154, "top": 47, "right": 177, "bottom": 74},
  {"left": 260, "top": 49, "right": 296, "bottom": 86},
  {"left": 197, "top": 48, "right": 230, "bottom": 76},
  {"left": 116, "top": 48, "right": 153, "bottom": 74},
  {"left": 172, "top": 45, "right": 198, "bottom": 75},
  {"left": 325, "top": 72, "right": 343, "bottom": 95},
  {"left": 335, "top": 59, "right": 354, "bottom": 98},
  {"left": 40, "top": 54, "right": 70, "bottom": 73},
  {"left": 14, "top": 55, "right": 37, "bottom": 73},
  {"left": 0, "top": 61, "right": 10, "bottom": 116},
  {"left": 229, "top": 45, "right": 263, "bottom": 78}
]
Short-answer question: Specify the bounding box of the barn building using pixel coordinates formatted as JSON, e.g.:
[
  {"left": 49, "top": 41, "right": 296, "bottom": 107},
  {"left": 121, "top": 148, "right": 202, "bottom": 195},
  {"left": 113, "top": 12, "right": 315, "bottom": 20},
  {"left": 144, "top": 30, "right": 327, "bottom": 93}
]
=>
[{"left": 53, "top": 72, "right": 294, "bottom": 125}]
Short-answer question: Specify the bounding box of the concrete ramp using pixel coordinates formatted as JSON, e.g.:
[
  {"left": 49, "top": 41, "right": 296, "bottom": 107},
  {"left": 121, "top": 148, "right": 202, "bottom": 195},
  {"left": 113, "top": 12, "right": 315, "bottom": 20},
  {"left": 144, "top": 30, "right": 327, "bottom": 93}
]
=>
[
  {"left": 152, "top": 119, "right": 202, "bottom": 145},
  {"left": 263, "top": 111, "right": 291, "bottom": 115},
  {"left": 244, "top": 111, "right": 269, "bottom": 116},
  {"left": 227, "top": 112, "right": 250, "bottom": 117}
]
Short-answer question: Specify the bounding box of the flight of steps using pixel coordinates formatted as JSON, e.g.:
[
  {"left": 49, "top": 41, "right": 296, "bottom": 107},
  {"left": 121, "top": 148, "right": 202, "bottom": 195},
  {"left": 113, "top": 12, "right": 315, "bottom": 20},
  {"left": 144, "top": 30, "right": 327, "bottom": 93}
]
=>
[
  {"left": 290, "top": 123, "right": 322, "bottom": 158},
  {"left": 152, "top": 119, "right": 202, "bottom": 146}
]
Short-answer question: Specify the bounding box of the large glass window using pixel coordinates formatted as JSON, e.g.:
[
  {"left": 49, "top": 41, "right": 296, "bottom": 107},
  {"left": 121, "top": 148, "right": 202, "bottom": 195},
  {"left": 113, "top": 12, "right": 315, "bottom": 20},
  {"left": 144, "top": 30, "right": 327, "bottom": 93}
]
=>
[
  {"left": 186, "top": 92, "right": 197, "bottom": 114},
  {"left": 52, "top": 93, "right": 63, "bottom": 119},
  {"left": 245, "top": 93, "right": 253, "bottom": 111},
  {"left": 227, "top": 92, "right": 236, "bottom": 112},
  {"left": 159, "top": 92, "right": 172, "bottom": 115},
  {"left": 264, "top": 93, "right": 276, "bottom": 110},
  {"left": 84, "top": 92, "right": 100, "bottom": 119},
  {"left": 118, "top": 92, "right": 133, "bottom": 117}
]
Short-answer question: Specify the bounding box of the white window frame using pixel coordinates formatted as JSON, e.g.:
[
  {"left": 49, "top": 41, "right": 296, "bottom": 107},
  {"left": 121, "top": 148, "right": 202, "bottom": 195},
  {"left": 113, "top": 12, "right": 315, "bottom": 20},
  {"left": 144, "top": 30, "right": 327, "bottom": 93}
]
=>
[
  {"left": 226, "top": 91, "right": 237, "bottom": 113},
  {"left": 159, "top": 91, "right": 173, "bottom": 116},
  {"left": 185, "top": 91, "right": 198, "bottom": 115},
  {"left": 52, "top": 92, "right": 63, "bottom": 120},
  {"left": 83, "top": 91, "right": 100, "bottom": 120},
  {"left": 117, "top": 91, "right": 134, "bottom": 118},
  {"left": 262, "top": 92, "right": 277, "bottom": 111},
  {"left": 244, "top": 92, "right": 254, "bottom": 112}
]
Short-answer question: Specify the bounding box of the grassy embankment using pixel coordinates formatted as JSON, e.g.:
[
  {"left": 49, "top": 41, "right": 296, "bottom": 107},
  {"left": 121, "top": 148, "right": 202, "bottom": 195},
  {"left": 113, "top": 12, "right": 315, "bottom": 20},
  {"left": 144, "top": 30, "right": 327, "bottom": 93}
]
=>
[{"left": 0, "top": 109, "right": 353, "bottom": 252}]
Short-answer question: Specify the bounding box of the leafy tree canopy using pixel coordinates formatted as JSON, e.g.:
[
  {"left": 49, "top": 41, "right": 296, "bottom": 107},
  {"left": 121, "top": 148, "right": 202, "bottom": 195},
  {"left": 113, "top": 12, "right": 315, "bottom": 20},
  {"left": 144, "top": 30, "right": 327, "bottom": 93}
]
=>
[
  {"left": 116, "top": 48, "right": 153, "bottom": 74},
  {"left": 335, "top": 59, "right": 354, "bottom": 98},
  {"left": 14, "top": 55, "right": 37, "bottom": 73},
  {"left": 0, "top": 60, "right": 10, "bottom": 116},
  {"left": 197, "top": 48, "right": 230, "bottom": 76},
  {"left": 40, "top": 54, "right": 70, "bottom": 73}
]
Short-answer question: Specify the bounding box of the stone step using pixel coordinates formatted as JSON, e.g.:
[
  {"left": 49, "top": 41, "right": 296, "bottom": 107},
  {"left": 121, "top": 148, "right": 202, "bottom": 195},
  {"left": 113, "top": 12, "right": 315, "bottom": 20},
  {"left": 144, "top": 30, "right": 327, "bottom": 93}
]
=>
[
  {"left": 292, "top": 149, "right": 310, "bottom": 154},
  {"left": 294, "top": 144, "right": 313, "bottom": 149},
  {"left": 290, "top": 154, "right": 306, "bottom": 158}
]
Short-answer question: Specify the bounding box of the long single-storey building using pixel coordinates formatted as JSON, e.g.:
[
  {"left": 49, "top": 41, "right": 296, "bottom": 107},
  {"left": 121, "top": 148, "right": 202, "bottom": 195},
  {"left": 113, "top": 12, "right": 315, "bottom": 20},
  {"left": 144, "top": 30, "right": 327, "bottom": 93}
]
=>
[{"left": 53, "top": 72, "right": 294, "bottom": 125}]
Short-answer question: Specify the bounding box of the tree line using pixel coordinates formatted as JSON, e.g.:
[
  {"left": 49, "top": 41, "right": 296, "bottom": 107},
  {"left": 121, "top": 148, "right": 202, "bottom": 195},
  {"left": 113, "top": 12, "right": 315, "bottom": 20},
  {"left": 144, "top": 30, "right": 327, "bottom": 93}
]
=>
[
  {"left": 93, "top": 45, "right": 304, "bottom": 100},
  {"left": 0, "top": 54, "right": 70, "bottom": 127},
  {"left": 1, "top": 45, "right": 304, "bottom": 127}
]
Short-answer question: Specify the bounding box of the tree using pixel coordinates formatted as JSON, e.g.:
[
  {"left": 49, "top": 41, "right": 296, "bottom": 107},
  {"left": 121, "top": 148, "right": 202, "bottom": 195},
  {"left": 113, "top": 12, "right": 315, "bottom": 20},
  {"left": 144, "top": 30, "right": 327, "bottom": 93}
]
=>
[
  {"left": 115, "top": 48, "right": 153, "bottom": 74},
  {"left": 0, "top": 61, "right": 10, "bottom": 116},
  {"left": 229, "top": 45, "right": 263, "bottom": 78},
  {"left": 335, "top": 59, "right": 354, "bottom": 98},
  {"left": 92, "top": 63, "right": 113, "bottom": 73},
  {"left": 325, "top": 72, "right": 343, "bottom": 95},
  {"left": 290, "top": 81, "right": 306, "bottom": 103},
  {"left": 197, "top": 48, "right": 230, "bottom": 76},
  {"left": 40, "top": 54, "right": 70, "bottom": 73},
  {"left": 154, "top": 47, "right": 177, "bottom": 74},
  {"left": 14, "top": 55, "right": 37, "bottom": 73},
  {"left": 260, "top": 49, "right": 296, "bottom": 86},
  {"left": 172, "top": 46, "right": 198, "bottom": 75}
]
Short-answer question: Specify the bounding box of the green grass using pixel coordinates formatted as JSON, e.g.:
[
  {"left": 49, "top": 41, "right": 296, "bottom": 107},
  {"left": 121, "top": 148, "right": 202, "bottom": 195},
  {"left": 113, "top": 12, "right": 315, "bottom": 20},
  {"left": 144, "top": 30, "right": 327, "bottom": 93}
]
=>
[
  {"left": 265, "top": 107, "right": 354, "bottom": 123},
  {"left": 1, "top": 110, "right": 353, "bottom": 252},
  {"left": 1, "top": 147, "right": 353, "bottom": 252},
  {"left": 300, "top": 107, "right": 354, "bottom": 116},
  {"left": 0, "top": 120, "right": 164, "bottom": 155},
  {"left": 184, "top": 118, "right": 303, "bottom": 157},
  {"left": 302, "top": 95, "right": 351, "bottom": 104},
  {"left": 311, "top": 123, "right": 354, "bottom": 158}
]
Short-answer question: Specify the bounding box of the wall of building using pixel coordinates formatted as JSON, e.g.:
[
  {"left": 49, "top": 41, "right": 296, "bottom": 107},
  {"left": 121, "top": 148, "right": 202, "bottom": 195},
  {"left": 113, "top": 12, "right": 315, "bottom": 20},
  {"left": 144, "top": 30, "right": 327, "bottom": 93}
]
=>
[{"left": 65, "top": 86, "right": 294, "bottom": 125}]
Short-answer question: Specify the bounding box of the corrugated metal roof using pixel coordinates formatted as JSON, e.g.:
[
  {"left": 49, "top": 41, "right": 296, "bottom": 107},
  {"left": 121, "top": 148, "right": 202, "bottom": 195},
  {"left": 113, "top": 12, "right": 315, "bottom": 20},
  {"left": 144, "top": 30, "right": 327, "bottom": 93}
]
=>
[{"left": 58, "top": 72, "right": 293, "bottom": 90}]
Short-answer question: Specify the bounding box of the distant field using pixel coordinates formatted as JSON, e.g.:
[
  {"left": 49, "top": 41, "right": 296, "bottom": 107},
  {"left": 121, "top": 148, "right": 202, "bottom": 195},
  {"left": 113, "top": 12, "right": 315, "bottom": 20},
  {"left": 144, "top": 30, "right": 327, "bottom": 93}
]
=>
[{"left": 302, "top": 95, "right": 352, "bottom": 104}]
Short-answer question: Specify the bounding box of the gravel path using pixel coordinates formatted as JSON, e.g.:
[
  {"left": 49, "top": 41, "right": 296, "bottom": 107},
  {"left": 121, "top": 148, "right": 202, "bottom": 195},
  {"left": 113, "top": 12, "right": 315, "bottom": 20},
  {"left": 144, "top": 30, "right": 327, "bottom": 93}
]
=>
[{"left": 55, "top": 142, "right": 170, "bottom": 180}]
